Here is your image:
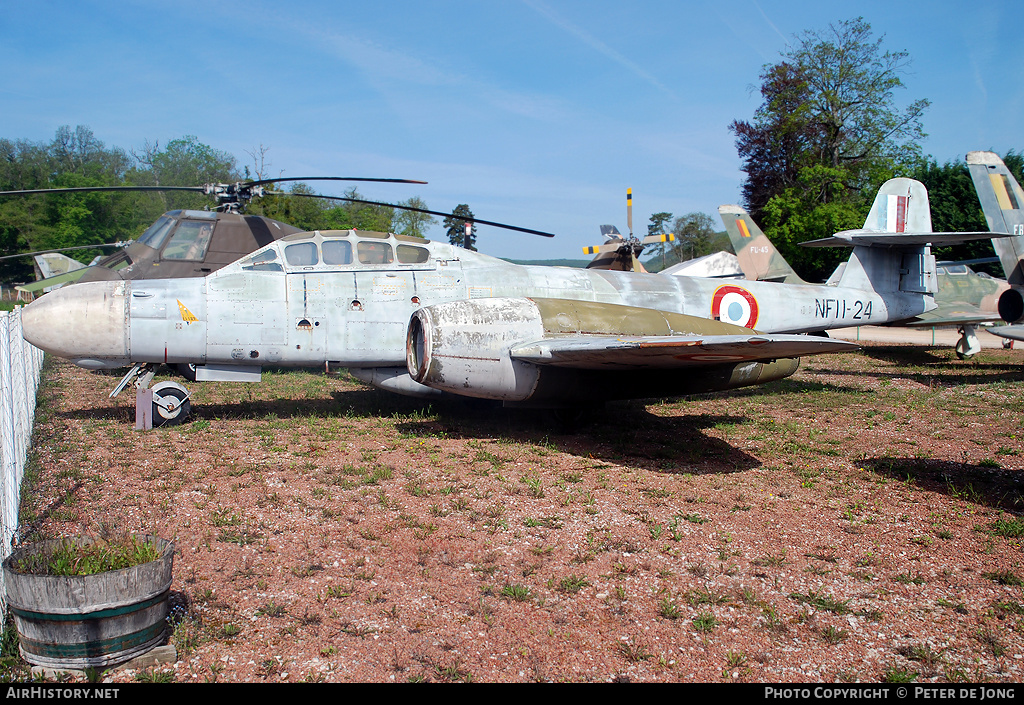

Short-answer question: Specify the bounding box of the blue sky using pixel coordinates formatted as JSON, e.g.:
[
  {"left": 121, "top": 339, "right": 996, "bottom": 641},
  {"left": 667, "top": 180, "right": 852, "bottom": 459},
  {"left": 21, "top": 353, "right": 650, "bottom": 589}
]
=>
[{"left": 2, "top": 0, "right": 1022, "bottom": 259}]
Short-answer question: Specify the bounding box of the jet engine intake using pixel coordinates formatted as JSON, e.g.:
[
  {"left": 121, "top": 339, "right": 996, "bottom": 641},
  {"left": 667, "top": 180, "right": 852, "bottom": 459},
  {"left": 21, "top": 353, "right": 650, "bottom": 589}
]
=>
[{"left": 406, "top": 297, "right": 545, "bottom": 401}]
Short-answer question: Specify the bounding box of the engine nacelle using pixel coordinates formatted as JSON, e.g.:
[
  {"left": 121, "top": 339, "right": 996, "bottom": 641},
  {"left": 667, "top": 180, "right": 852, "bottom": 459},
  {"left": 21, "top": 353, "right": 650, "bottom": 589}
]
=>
[
  {"left": 407, "top": 298, "right": 544, "bottom": 401},
  {"left": 999, "top": 287, "right": 1024, "bottom": 324},
  {"left": 406, "top": 297, "right": 802, "bottom": 406}
]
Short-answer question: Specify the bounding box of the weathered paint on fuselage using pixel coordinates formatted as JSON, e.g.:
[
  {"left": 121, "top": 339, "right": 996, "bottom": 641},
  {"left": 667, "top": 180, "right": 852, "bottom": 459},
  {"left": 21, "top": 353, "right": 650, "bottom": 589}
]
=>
[{"left": 104, "top": 229, "right": 931, "bottom": 371}]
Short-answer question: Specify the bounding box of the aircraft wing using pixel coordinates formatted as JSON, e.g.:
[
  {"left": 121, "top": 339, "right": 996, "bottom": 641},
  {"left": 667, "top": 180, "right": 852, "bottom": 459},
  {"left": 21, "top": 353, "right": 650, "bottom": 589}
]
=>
[
  {"left": 901, "top": 302, "right": 1001, "bottom": 328},
  {"left": 509, "top": 334, "right": 858, "bottom": 370}
]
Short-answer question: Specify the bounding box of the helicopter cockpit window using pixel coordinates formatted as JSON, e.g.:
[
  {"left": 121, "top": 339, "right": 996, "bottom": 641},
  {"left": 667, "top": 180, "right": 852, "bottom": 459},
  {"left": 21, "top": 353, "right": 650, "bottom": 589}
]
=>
[
  {"left": 322, "top": 240, "right": 353, "bottom": 265},
  {"left": 162, "top": 221, "right": 215, "bottom": 261},
  {"left": 285, "top": 242, "right": 319, "bottom": 267},
  {"left": 240, "top": 249, "right": 282, "bottom": 272},
  {"left": 396, "top": 244, "right": 429, "bottom": 264},
  {"left": 137, "top": 216, "right": 175, "bottom": 250},
  {"left": 357, "top": 241, "right": 393, "bottom": 265}
]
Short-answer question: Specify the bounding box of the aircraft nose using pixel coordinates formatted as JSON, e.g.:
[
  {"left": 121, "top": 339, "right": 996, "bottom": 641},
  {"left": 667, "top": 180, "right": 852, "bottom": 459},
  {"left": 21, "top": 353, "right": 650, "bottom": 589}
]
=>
[{"left": 21, "top": 281, "right": 131, "bottom": 369}]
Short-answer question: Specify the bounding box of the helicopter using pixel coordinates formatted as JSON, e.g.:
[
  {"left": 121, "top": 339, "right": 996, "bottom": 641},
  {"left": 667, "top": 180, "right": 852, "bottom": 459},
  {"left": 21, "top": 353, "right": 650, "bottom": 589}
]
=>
[
  {"left": 0, "top": 176, "right": 436, "bottom": 293},
  {"left": 1, "top": 176, "right": 558, "bottom": 293},
  {"left": 582, "top": 188, "right": 674, "bottom": 272}
]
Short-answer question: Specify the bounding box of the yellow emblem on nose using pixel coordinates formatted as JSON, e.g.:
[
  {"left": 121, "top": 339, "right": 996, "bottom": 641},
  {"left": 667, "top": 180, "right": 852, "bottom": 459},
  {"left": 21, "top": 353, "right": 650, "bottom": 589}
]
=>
[{"left": 177, "top": 300, "right": 197, "bottom": 324}]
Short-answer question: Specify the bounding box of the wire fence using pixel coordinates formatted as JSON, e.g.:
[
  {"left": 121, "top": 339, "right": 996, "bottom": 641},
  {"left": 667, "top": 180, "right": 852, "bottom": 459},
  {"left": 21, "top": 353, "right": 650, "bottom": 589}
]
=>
[{"left": 0, "top": 307, "right": 45, "bottom": 615}]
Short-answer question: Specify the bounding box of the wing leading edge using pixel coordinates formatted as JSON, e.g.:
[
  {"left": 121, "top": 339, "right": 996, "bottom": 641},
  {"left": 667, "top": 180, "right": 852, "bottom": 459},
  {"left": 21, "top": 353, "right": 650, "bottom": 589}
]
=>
[{"left": 510, "top": 333, "right": 858, "bottom": 370}]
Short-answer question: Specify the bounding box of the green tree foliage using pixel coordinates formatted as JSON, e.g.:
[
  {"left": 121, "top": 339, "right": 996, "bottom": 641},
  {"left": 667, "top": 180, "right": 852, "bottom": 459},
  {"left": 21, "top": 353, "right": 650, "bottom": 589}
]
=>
[
  {"left": 394, "top": 197, "right": 436, "bottom": 239},
  {"left": 731, "top": 17, "right": 930, "bottom": 281},
  {"left": 670, "top": 212, "right": 718, "bottom": 263},
  {"left": 445, "top": 204, "right": 476, "bottom": 251},
  {"left": 127, "top": 136, "right": 239, "bottom": 214},
  {"left": 0, "top": 126, "right": 137, "bottom": 281},
  {"left": 321, "top": 188, "right": 395, "bottom": 232},
  {"left": 0, "top": 127, "right": 436, "bottom": 283},
  {"left": 248, "top": 182, "right": 328, "bottom": 231}
]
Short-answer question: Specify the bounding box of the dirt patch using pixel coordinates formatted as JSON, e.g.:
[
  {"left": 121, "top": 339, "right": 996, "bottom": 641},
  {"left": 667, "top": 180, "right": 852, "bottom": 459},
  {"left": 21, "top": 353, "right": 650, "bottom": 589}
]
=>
[{"left": 11, "top": 343, "right": 1024, "bottom": 683}]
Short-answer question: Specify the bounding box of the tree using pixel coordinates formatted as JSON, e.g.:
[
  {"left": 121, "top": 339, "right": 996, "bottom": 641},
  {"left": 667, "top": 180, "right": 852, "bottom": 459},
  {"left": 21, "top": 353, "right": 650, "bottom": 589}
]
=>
[
  {"left": 730, "top": 17, "right": 930, "bottom": 280},
  {"left": 318, "top": 187, "right": 394, "bottom": 232},
  {"left": 647, "top": 211, "right": 673, "bottom": 269},
  {"left": 444, "top": 204, "right": 476, "bottom": 251},
  {"left": 670, "top": 212, "right": 717, "bottom": 262},
  {"left": 729, "top": 62, "right": 815, "bottom": 222},
  {"left": 249, "top": 182, "right": 327, "bottom": 231},
  {"left": 394, "top": 197, "right": 436, "bottom": 239},
  {"left": 128, "top": 135, "right": 238, "bottom": 214},
  {"left": 0, "top": 126, "right": 137, "bottom": 282}
]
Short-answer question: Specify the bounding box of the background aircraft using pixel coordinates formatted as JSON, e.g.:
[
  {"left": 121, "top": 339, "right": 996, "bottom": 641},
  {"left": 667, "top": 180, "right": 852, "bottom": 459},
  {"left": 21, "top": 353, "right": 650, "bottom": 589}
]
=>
[
  {"left": 715, "top": 180, "right": 1007, "bottom": 358},
  {"left": 966, "top": 151, "right": 1024, "bottom": 342},
  {"left": 582, "top": 189, "right": 675, "bottom": 272}
]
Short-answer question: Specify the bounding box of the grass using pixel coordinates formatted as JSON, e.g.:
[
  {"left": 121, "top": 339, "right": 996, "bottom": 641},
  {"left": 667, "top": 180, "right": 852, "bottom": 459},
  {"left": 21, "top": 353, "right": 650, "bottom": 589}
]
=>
[
  {"left": 11, "top": 535, "right": 161, "bottom": 576},
  {"left": 789, "top": 590, "right": 850, "bottom": 614},
  {"left": 692, "top": 610, "right": 718, "bottom": 633},
  {"left": 500, "top": 584, "right": 533, "bottom": 602}
]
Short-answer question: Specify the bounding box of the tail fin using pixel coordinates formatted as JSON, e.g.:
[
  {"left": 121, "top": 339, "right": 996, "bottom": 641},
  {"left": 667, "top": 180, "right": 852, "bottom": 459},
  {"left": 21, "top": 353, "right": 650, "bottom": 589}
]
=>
[
  {"left": 804, "top": 178, "right": 937, "bottom": 295},
  {"left": 967, "top": 151, "right": 1024, "bottom": 285},
  {"left": 717, "top": 205, "right": 806, "bottom": 284},
  {"left": 861, "top": 177, "right": 933, "bottom": 233}
]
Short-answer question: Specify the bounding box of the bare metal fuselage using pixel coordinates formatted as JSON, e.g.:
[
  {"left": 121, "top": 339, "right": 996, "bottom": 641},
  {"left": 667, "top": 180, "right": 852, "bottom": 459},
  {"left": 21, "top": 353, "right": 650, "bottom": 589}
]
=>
[{"left": 22, "top": 229, "right": 931, "bottom": 374}]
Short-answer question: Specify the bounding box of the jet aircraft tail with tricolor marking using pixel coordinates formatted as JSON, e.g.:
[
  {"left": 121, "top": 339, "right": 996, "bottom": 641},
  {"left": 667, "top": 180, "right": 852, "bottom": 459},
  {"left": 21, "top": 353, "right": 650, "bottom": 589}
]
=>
[
  {"left": 718, "top": 178, "right": 1008, "bottom": 356},
  {"left": 718, "top": 205, "right": 807, "bottom": 284},
  {"left": 966, "top": 151, "right": 1024, "bottom": 339}
]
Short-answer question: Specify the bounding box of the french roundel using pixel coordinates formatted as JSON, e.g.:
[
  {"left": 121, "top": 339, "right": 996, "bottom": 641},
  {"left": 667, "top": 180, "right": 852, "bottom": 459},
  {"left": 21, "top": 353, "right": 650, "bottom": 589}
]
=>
[{"left": 711, "top": 285, "right": 759, "bottom": 329}]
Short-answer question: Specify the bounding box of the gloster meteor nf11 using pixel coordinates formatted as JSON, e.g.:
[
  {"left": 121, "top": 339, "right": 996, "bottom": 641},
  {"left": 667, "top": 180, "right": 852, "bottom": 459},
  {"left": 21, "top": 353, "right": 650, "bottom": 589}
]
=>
[{"left": 20, "top": 178, "right": 1000, "bottom": 425}]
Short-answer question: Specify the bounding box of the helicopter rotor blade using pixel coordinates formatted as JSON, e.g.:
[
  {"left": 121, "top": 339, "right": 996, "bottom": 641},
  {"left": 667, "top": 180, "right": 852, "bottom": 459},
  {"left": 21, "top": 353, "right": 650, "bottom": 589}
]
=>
[
  {"left": 0, "top": 186, "right": 204, "bottom": 197},
  {"left": 0, "top": 241, "right": 132, "bottom": 262},
  {"left": 283, "top": 192, "right": 555, "bottom": 238},
  {"left": 244, "top": 176, "right": 427, "bottom": 188},
  {"left": 627, "top": 188, "right": 633, "bottom": 238}
]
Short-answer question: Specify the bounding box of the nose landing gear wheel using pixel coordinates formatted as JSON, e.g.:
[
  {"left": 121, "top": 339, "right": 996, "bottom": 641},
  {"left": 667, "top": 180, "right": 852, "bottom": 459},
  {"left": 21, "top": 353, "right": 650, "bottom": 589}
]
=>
[{"left": 152, "top": 385, "right": 191, "bottom": 426}]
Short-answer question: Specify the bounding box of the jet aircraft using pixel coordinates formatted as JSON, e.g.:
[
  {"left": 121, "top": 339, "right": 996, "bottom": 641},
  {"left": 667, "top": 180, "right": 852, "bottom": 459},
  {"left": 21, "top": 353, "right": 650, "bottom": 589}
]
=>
[
  {"left": 715, "top": 179, "right": 1008, "bottom": 358},
  {"left": 966, "top": 151, "right": 1024, "bottom": 342},
  {"left": 20, "top": 179, "right": 1003, "bottom": 426}
]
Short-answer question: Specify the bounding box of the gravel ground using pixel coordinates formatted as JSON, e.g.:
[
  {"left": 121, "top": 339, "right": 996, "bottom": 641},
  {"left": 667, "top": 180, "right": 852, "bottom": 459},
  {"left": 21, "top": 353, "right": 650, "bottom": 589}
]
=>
[{"left": 11, "top": 342, "right": 1024, "bottom": 683}]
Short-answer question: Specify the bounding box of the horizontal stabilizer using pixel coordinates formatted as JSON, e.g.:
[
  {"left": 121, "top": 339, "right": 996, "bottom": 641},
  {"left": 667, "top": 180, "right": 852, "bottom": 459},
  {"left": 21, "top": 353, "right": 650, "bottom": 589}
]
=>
[
  {"left": 903, "top": 307, "right": 1000, "bottom": 327},
  {"left": 802, "top": 229, "right": 1004, "bottom": 248},
  {"left": 510, "top": 334, "right": 857, "bottom": 370},
  {"left": 991, "top": 325, "right": 1024, "bottom": 342}
]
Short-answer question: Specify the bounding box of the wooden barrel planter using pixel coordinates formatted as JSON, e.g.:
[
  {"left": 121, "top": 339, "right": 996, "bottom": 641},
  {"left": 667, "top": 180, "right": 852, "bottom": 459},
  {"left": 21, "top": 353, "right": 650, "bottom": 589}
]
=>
[{"left": 3, "top": 535, "right": 174, "bottom": 670}]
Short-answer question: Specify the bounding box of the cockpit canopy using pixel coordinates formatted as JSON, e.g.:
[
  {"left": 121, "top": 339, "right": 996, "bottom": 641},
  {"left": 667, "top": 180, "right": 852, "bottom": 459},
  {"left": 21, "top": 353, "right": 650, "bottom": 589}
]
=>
[
  {"left": 229, "top": 230, "right": 436, "bottom": 274},
  {"left": 135, "top": 210, "right": 217, "bottom": 262}
]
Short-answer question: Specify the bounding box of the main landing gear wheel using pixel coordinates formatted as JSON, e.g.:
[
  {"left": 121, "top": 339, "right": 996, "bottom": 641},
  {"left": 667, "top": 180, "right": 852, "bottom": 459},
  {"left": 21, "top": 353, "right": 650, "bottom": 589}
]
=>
[
  {"left": 955, "top": 325, "right": 981, "bottom": 360},
  {"left": 152, "top": 382, "right": 191, "bottom": 426}
]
